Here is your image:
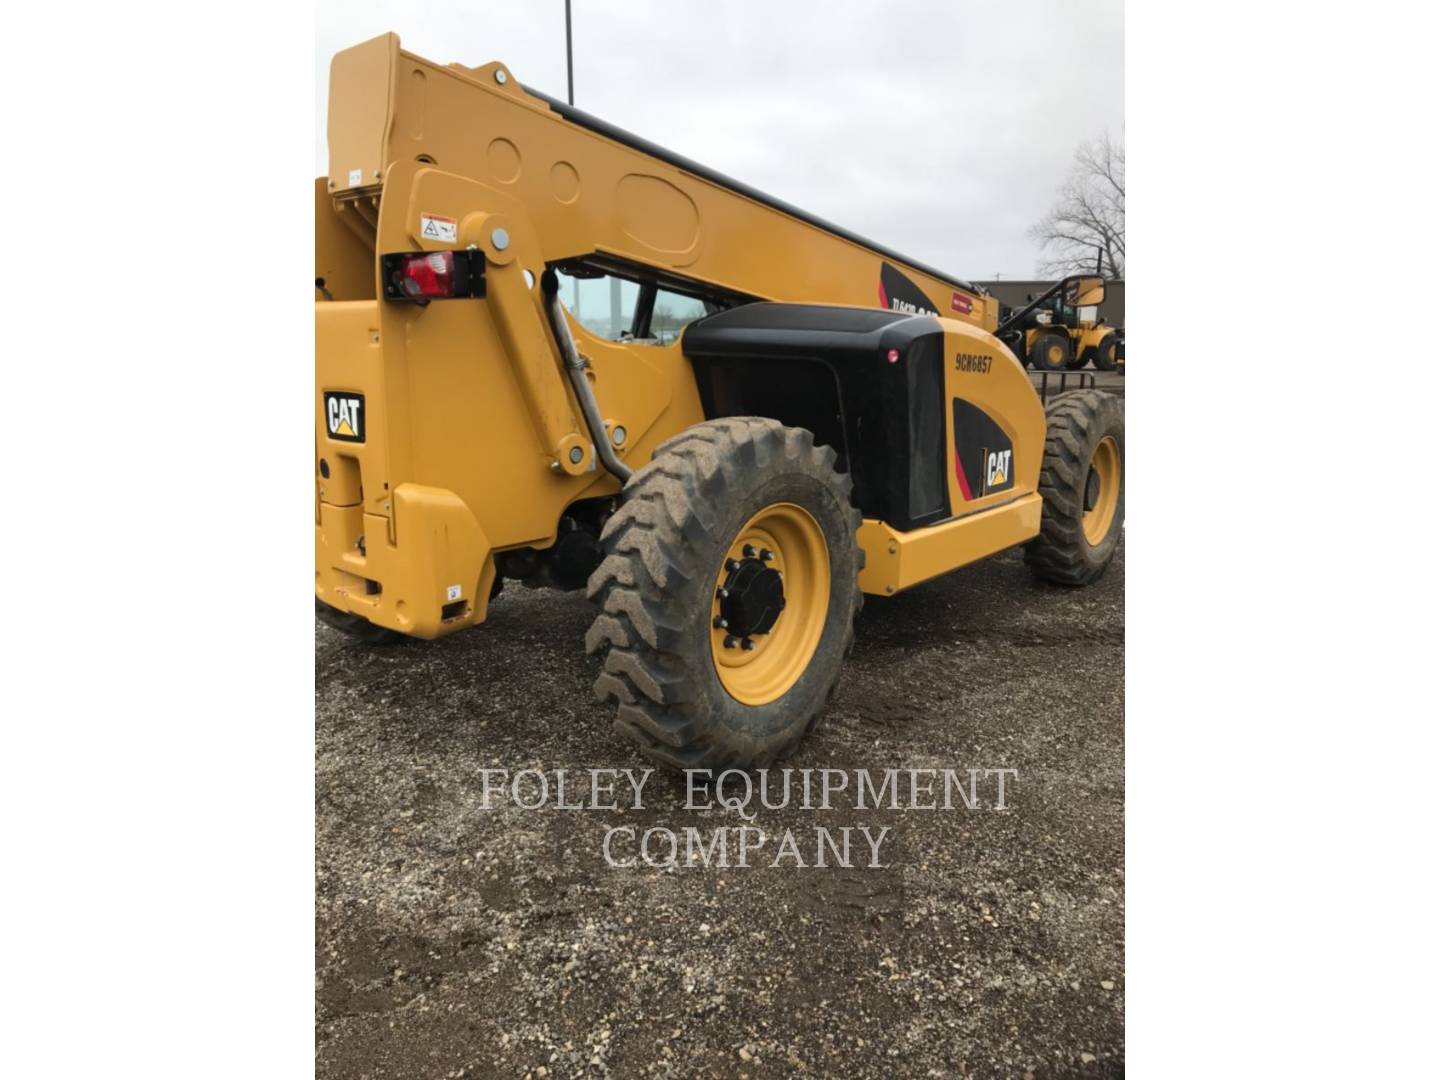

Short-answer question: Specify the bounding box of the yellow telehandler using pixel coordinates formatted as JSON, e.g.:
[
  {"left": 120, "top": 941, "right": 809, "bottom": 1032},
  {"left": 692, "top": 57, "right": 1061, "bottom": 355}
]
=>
[{"left": 315, "top": 34, "right": 1125, "bottom": 769}]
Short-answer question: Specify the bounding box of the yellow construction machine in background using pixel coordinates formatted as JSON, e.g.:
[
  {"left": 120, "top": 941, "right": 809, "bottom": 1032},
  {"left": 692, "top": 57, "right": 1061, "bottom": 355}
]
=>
[{"left": 997, "top": 276, "right": 1122, "bottom": 372}]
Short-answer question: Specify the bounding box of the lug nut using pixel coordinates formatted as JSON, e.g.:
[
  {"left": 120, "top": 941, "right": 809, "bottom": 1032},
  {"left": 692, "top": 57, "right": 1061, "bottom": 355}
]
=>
[
  {"left": 722, "top": 635, "right": 738, "bottom": 649},
  {"left": 742, "top": 544, "right": 757, "bottom": 558},
  {"left": 713, "top": 616, "right": 728, "bottom": 630},
  {"left": 759, "top": 548, "right": 774, "bottom": 562},
  {"left": 740, "top": 638, "right": 756, "bottom": 651},
  {"left": 716, "top": 587, "right": 729, "bottom": 600},
  {"left": 725, "top": 558, "right": 740, "bottom": 572}
]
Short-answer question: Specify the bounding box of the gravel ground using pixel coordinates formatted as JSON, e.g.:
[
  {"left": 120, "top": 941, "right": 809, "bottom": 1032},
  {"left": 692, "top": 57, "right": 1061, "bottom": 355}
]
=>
[{"left": 316, "top": 523, "right": 1124, "bottom": 1078}]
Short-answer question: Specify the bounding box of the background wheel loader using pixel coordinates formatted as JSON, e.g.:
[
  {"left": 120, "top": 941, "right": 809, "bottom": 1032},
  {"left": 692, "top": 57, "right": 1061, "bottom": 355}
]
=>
[
  {"left": 996, "top": 275, "right": 1123, "bottom": 372},
  {"left": 315, "top": 34, "right": 1126, "bottom": 770}
]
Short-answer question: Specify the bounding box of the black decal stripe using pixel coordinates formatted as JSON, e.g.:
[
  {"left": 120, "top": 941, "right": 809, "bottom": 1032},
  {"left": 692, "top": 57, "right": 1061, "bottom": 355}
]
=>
[
  {"left": 952, "top": 398, "right": 1013, "bottom": 500},
  {"left": 879, "top": 263, "right": 941, "bottom": 317}
]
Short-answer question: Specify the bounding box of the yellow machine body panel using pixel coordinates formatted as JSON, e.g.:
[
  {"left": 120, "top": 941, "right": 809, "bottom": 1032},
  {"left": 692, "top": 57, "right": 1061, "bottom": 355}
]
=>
[
  {"left": 316, "top": 35, "right": 1047, "bottom": 639},
  {"left": 323, "top": 34, "right": 997, "bottom": 325},
  {"left": 1072, "top": 322, "right": 1111, "bottom": 355},
  {"left": 860, "top": 318, "right": 1045, "bottom": 594}
]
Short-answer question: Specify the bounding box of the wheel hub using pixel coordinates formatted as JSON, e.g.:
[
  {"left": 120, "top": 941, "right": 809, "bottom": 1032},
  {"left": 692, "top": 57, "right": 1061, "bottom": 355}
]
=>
[
  {"left": 710, "top": 502, "right": 831, "bottom": 706},
  {"left": 718, "top": 554, "right": 785, "bottom": 640},
  {"left": 1082, "top": 435, "right": 1121, "bottom": 545},
  {"left": 1084, "top": 467, "right": 1101, "bottom": 511}
]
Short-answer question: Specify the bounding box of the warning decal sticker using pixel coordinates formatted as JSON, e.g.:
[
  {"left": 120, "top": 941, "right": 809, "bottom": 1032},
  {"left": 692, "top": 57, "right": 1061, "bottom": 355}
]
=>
[{"left": 420, "top": 213, "right": 458, "bottom": 243}]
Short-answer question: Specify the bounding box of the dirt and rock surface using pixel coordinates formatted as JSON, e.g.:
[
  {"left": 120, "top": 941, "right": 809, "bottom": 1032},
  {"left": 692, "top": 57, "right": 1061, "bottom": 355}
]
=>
[{"left": 317, "top": 522, "right": 1124, "bottom": 1078}]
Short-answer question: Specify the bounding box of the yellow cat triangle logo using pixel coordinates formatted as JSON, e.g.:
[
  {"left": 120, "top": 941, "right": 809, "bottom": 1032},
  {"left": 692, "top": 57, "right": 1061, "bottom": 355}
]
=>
[{"left": 325, "top": 391, "right": 363, "bottom": 441}]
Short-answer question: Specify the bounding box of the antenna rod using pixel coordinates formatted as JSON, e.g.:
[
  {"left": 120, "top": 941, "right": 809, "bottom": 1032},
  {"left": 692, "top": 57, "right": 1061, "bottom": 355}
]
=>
[{"left": 565, "top": 0, "right": 574, "bottom": 105}]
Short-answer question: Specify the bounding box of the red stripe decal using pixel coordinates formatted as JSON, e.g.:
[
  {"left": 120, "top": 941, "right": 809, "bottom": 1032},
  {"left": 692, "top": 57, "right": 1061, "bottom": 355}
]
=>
[
  {"left": 954, "top": 449, "right": 974, "bottom": 501},
  {"left": 878, "top": 280, "right": 889, "bottom": 309}
]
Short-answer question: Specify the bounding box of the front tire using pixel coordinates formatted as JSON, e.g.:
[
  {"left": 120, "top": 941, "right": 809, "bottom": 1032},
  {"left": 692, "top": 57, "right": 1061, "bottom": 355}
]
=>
[
  {"left": 1094, "top": 333, "right": 1119, "bottom": 372},
  {"left": 1031, "top": 332, "right": 1072, "bottom": 372},
  {"left": 585, "top": 418, "right": 862, "bottom": 770},
  {"left": 1025, "top": 390, "right": 1124, "bottom": 585}
]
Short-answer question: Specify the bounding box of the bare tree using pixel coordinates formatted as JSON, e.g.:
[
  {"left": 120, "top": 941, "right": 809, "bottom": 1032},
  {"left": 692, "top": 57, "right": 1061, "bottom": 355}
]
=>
[
  {"left": 1031, "top": 133, "right": 1125, "bottom": 278},
  {"left": 650, "top": 302, "right": 683, "bottom": 343}
]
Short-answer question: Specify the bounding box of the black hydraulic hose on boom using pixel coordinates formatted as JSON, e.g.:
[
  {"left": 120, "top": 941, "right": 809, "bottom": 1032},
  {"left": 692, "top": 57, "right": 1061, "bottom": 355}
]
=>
[{"left": 996, "top": 278, "right": 1071, "bottom": 336}]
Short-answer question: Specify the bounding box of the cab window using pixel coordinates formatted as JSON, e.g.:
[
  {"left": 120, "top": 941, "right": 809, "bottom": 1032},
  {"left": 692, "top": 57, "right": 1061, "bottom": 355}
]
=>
[
  {"left": 649, "top": 289, "right": 712, "bottom": 344},
  {"left": 556, "top": 268, "right": 641, "bottom": 341},
  {"left": 554, "top": 261, "right": 744, "bottom": 344}
]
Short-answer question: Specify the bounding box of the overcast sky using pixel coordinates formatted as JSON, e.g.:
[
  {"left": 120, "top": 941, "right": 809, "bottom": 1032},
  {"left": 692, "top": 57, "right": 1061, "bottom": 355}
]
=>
[{"left": 317, "top": 1, "right": 1123, "bottom": 280}]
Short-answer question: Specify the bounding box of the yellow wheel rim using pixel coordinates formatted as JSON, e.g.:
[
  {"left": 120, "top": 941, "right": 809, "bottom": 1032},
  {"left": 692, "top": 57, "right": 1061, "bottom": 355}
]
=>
[
  {"left": 1082, "top": 435, "right": 1121, "bottom": 545},
  {"left": 710, "top": 503, "right": 830, "bottom": 706},
  {"left": 1048, "top": 343, "right": 1062, "bottom": 365}
]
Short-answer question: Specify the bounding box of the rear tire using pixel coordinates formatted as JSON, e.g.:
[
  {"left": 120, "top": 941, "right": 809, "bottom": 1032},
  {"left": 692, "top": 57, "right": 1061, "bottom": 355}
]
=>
[
  {"left": 1031, "top": 332, "right": 1071, "bottom": 373},
  {"left": 585, "top": 418, "right": 863, "bottom": 771},
  {"left": 315, "top": 598, "right": 406, "bottom": 645},
  {"left": 1025, "top": 390, "right": 1124, "bottom": 585},
  {"left": 1094, "top": 333, "right": 1119, "bottom": 372}
]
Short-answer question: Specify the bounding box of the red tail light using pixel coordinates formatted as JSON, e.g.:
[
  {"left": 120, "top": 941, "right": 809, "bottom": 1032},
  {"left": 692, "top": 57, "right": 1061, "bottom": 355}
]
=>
[
  {"left": 401, "top": 251, "right": 454, "bottom": 298},
  {"left": 381, "top": 250, "right": 485, "bottom": 302}
]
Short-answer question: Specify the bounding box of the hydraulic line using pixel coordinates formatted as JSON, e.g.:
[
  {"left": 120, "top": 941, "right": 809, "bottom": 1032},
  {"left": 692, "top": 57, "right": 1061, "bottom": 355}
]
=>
[{"left": 541, "top": 269, "right": 634, "bottom": 484}]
